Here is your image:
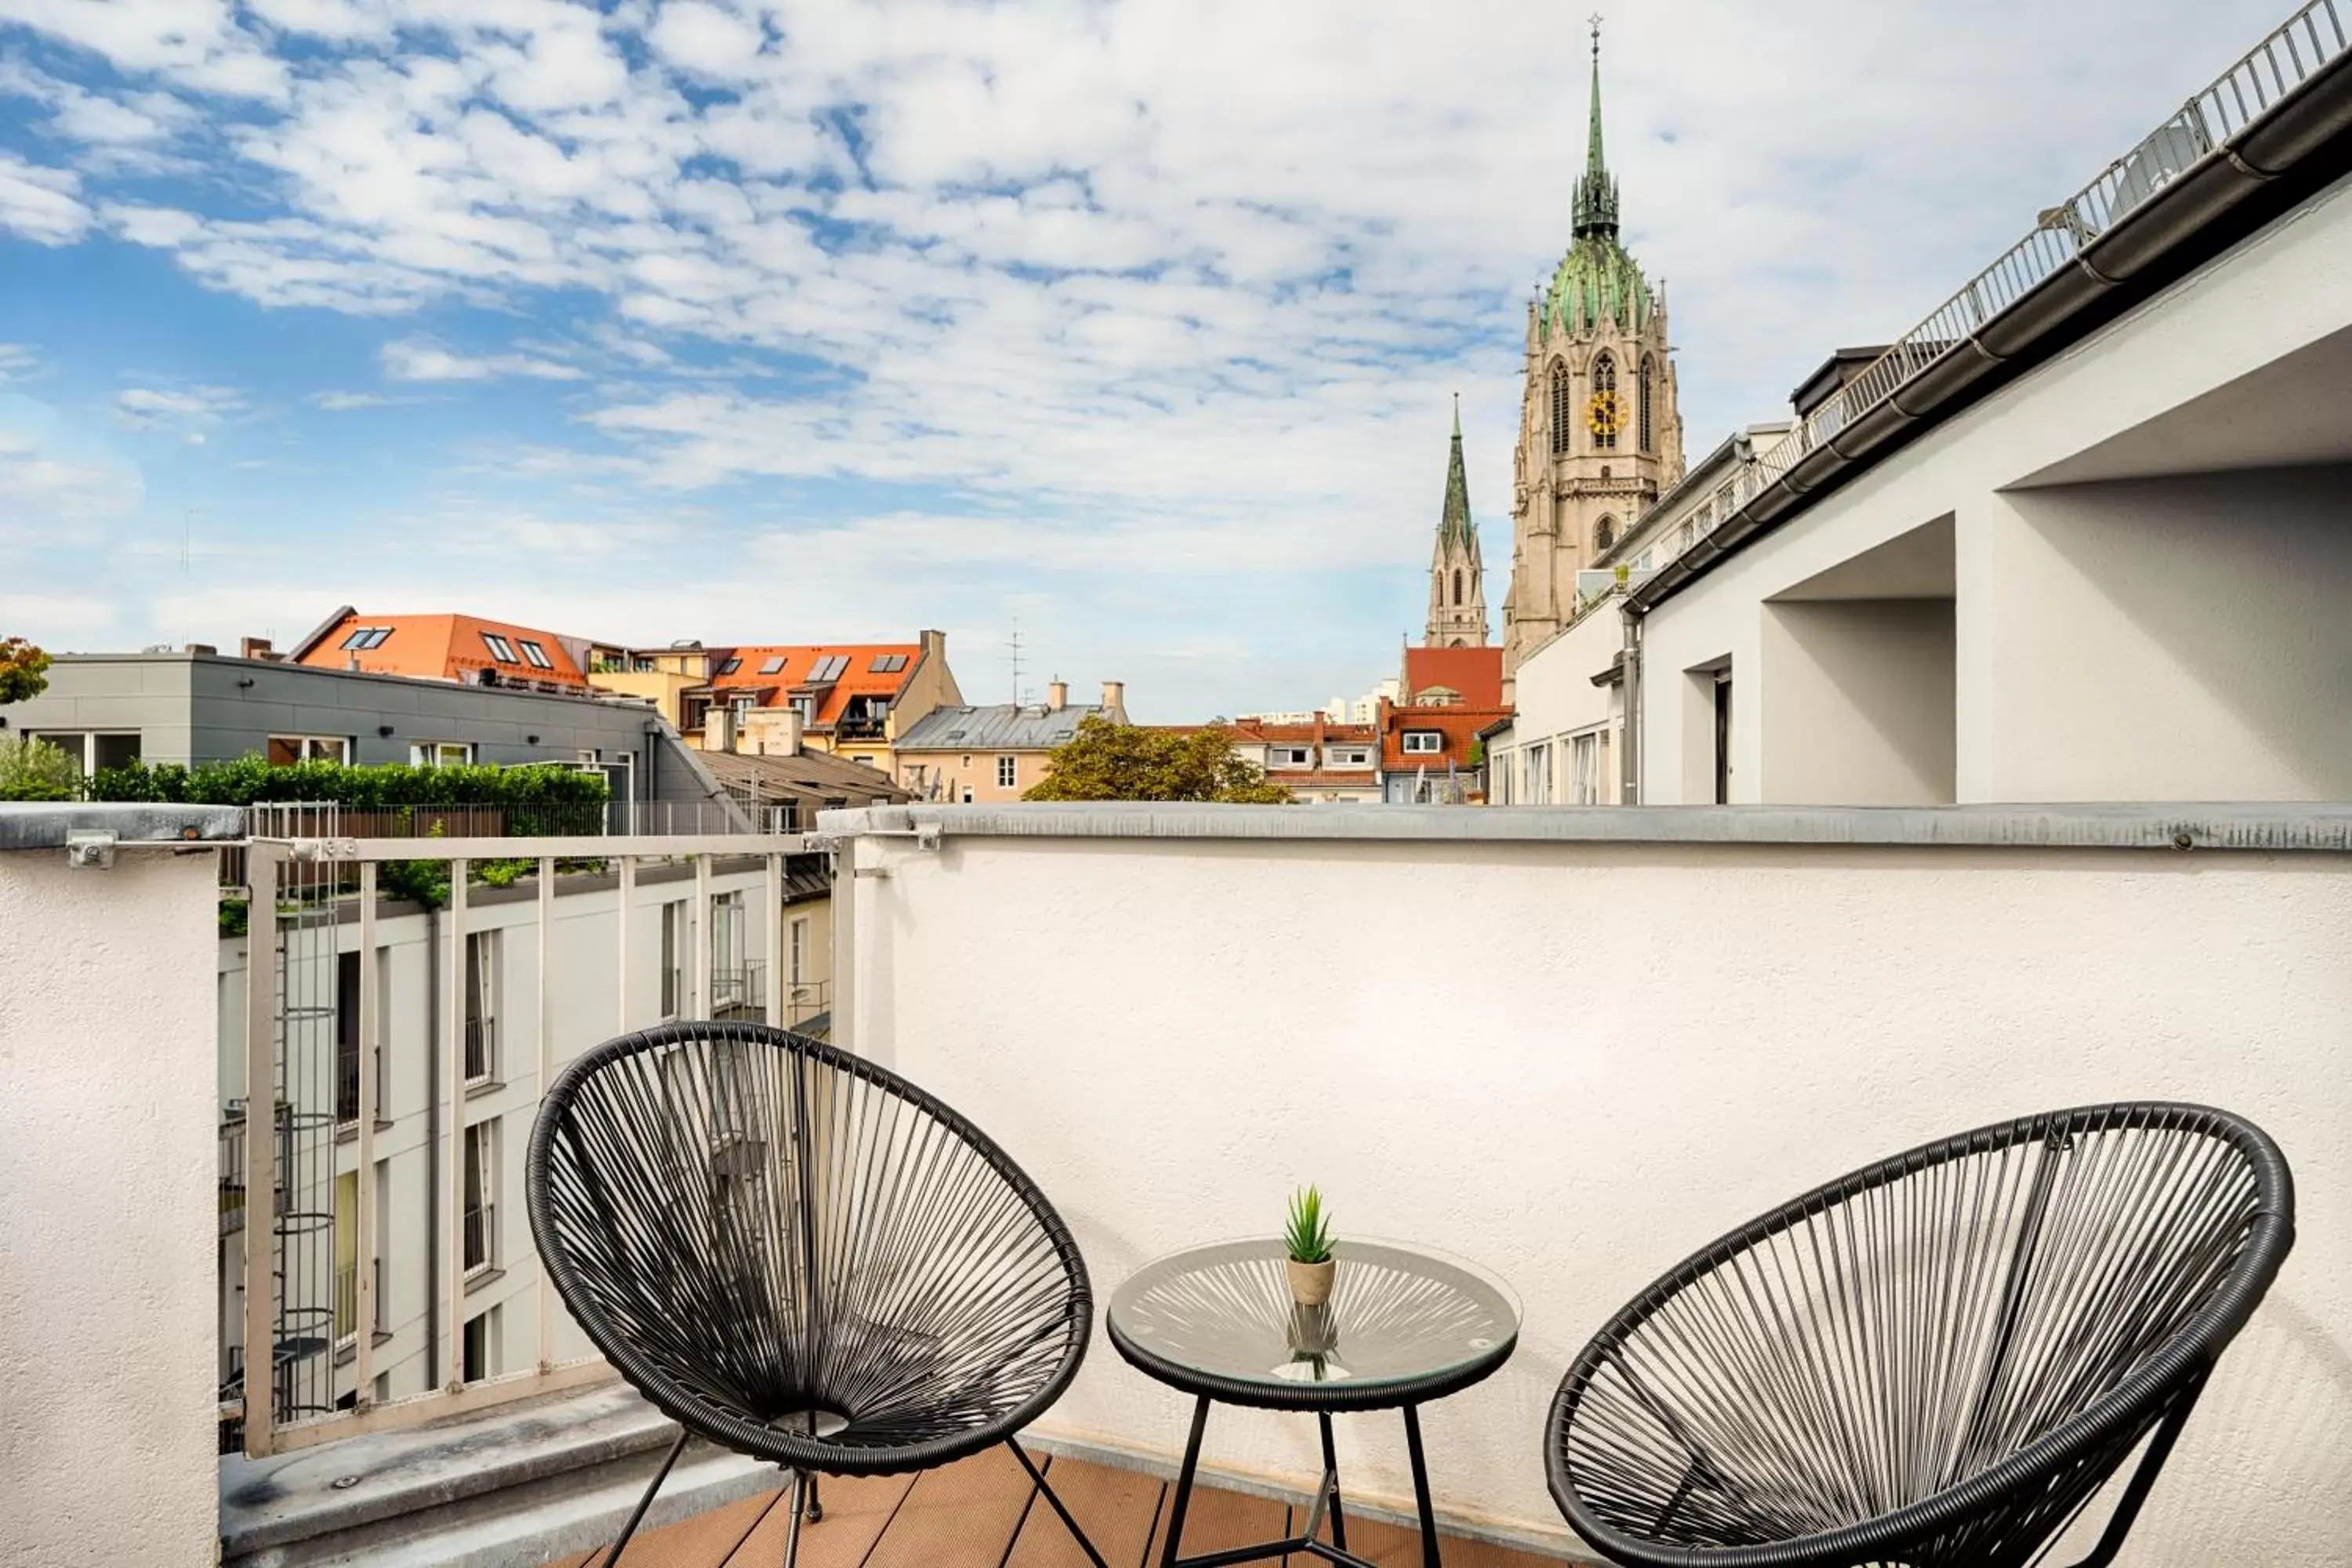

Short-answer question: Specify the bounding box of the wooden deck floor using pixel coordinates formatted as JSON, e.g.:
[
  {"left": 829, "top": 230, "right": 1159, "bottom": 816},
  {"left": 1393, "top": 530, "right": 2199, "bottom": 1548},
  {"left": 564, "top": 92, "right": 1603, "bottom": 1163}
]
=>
[{"left": 549, "top": 1446, "right": 1563, "bottom": 1567}]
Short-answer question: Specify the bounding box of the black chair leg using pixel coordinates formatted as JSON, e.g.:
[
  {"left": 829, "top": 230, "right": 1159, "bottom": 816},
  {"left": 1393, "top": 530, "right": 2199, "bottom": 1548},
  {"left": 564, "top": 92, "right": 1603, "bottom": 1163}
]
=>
[
  {"left": 783, "top": 1471, "right": 807, "bottom": 1567},
  {"left": 1007, "top": 1439, "right": 1112, "bottom": 1568},
  {"left": 600, "top": 1428, "right": 689, "bottom": 1567},
  {"left": 804, "top": 1472, "right": 822, "bottom": 1522}
]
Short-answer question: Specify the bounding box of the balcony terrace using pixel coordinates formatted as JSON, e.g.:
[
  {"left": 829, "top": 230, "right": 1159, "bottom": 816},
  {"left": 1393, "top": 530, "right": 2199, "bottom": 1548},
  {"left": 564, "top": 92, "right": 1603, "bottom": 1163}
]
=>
[{"left": 2, "top": 800, "right": 2347, "bottom": 1566}]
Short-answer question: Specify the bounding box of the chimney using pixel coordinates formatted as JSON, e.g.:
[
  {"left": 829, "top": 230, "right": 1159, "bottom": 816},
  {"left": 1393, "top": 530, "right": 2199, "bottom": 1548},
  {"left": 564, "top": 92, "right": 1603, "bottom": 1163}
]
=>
[
  {"left": 1047, "top": 678, "right": 1068, "bottom": 712},
  {"left": 187, "top": 642, "right": 217, "bottom": 656},
  {"left": 782, "top": 706, "right": 803, "bottom": 755},
  {"left": 920, "top": 628, "right": 947, "bottom": 663},
  {"left": 1100, "top": 681, "right": 1126, "bottom": 722},
  {"left": 704, "top": 709, "right": 734, "bottom": 753},
  {"left": 241, "top": 637, "right": 278, "bottom": 662}
]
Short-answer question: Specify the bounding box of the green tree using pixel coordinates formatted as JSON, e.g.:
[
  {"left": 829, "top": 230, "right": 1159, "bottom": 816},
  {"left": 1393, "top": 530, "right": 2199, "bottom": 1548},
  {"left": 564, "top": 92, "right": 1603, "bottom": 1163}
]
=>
[
  {"left": 0, "top": 635, "right": 52, "bottom": 706},
  {"left": 1023, "top": 717, "right": 1294, "bottom": 804},
  {"left": 0, "top": 734, "right": 81, "bottom": 801}
]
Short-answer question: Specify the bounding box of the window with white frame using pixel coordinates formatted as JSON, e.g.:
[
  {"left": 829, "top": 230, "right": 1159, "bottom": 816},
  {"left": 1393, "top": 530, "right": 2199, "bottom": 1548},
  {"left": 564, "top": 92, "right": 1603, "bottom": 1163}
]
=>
[
  {"left": 339, "top": 626, "right": 394, "bottom": 651},
  {"left": 516, "top": 639, "right": 554, "bottom": 670},
  {"left": 996, "top": 756, "right": 1018, "bottom": 789},
  {"left": 1401, "top": 731, "right": 1443, "bottom": 755},
  {"left": 1276, "top": 747, "right": 1310, "bottom": 767},
  {"left": 660, "top": 900, "right": 688, "bottom": 1018},
  {"left": 481, "top": 633, "right": 518, "bottom": 663},
  {"left": 410, "top": 741, "right": 474, "bottom": 768},
  {"left": 1330, "top": 748, "right": 1370, "bottom": 768},
  {"left": 268, "top": 734, "right": 351, "bottom": 764},
  {"left": 463, "top": 930, "right": 499, "bottom": 1083},
  {"left": 1570, "top": 731, "right": 1602, "bottom": 804},
  {"left": 1526, "top": 742, "right": 1553, "bottom": 804},
  {"left": 789, "top": 915, "right": 810, "bottom": 988},
  {"left": 25, "top": 731, "right": 140, "bottom": 776},
  {"left": 462, "top": 1120, "right": 496, "bottom": 1275}
]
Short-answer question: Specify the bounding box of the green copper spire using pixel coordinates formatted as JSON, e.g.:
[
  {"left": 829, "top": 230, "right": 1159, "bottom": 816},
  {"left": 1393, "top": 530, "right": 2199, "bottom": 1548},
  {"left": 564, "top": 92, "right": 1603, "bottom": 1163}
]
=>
[
  {"left": 1439, "top": 394, "right": 1474, "bottom": 547},
  {"left": 1572, "top": 16, "right": 1619, "bottom": 239}
]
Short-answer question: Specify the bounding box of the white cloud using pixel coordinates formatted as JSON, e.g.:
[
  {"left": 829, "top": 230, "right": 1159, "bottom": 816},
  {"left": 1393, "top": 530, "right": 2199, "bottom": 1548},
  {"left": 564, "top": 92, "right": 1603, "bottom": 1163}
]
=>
[
  {"left": 308, "top": 389, "right": 413, "bottom": 409},
  {"left": 0, "top": 345, "right": 40, "bottom": 382},
  {"left": 0, "top": 417, "right": 144, "bottom": 537},
  {"left": 382, "top": 337, "right": 587, "bottom": 383},
  {"left": 114, "top": 383, "right": 244, "bottom": 433},
  {"left": 0, "top": 151, "right": 91, "bottom": 243}
]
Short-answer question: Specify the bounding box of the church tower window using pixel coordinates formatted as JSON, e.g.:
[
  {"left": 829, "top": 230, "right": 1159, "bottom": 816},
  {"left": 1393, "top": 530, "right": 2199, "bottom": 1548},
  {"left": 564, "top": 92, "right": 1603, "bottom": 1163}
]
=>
[
  {"left": 1454, "top": 568, "right": 1464, "bottom": 606},
  {"left": 1595, "top": 515, "right": 1616, "bottom": 553},
  {"left": 1639, "top": 355, "right": 1656, "bottom": 452},
  {"left": 1592, "top": 353, "right": 1618, "bottom": 452},
  {"left": 1548, "top": 361, "right": 1571, "bottom": 456}
]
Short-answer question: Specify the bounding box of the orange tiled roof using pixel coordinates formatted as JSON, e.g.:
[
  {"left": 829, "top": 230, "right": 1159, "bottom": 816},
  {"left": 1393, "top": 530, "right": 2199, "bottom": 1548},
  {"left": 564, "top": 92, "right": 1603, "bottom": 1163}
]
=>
[
  {"left": 1403, "top": 646, "right": 1504, "bottom": 710},
  {"left": 704, "top": 644, "right": 923, "bottom": 731},
  {"left": 294, "top": 612, "right": 593, "bottom": 691},
  {"left": 1380, "top": 704, "right": 1512, "bottom": 771}
]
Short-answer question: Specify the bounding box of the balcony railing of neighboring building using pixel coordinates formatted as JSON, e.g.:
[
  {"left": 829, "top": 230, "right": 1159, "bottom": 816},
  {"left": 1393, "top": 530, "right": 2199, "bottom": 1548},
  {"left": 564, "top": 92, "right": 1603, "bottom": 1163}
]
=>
[
  {"left": 784, "top": 977, "right": 831, "bottom": 1031},
  {"left": 463, "top": 1016, "right": 497, "bottom": 1086},
  {"left": 227, "top": 823, "right": 827, "bottom": 1461},
  {"left": 1656, "top": 0, "right": 2349, "bottom": 575}
]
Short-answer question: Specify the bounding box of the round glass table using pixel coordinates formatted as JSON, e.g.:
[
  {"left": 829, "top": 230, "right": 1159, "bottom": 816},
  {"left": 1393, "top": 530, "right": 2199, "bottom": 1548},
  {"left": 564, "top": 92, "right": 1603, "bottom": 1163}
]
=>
[{"left": 1107, "top": 1238, "right": 1519, "bottom": 1567}]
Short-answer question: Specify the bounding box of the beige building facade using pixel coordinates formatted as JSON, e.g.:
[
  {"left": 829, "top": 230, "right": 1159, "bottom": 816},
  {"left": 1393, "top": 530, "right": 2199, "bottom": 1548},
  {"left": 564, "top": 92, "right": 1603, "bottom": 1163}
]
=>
[
  {"left": 1502, "top": 28, "right": 1685, "bottom": 697},
  {"left": 893, "top": 680, "right": 1128, "bottom": 803}
]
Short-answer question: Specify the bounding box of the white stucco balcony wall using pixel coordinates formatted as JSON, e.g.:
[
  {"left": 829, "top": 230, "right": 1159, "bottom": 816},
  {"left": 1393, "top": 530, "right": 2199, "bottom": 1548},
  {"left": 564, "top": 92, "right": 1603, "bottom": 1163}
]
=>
[
  {"left": 830, "top": 802, "right": 2352, "bottom": 1566},
  {"left": 0, "top": 807, "right": 235, "bottom": 1567}
]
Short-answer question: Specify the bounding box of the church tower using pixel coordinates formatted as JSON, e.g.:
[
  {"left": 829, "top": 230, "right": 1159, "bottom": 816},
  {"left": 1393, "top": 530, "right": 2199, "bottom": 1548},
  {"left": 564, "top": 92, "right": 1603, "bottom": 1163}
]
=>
[
  {"left": 1501, "top": 22, "right": 1685, "bottom": 688},
  {"left": 1425, "top": 395, "right": 1490, "bottom": 648}
]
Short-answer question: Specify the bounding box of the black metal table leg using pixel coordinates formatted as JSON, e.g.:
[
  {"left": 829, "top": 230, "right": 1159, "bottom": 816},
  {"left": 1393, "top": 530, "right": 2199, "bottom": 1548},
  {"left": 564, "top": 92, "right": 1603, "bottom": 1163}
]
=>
[
  {"left": 1162, "top": 1395, "right": 1211, "bottom": 1568},
  {"left": 1403, "top": 1405, "right": 1440, "bottom": 1567},
  {"left": 1317, "top": 1413, "right": 1349, "bottom": 1552}
]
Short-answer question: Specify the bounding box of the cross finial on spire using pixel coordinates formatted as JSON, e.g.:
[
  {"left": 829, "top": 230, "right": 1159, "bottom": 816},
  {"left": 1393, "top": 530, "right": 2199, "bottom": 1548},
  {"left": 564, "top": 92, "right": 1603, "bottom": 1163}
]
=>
[{"left": 1589, "top": 13, "right": 1602, "bottom": 57}]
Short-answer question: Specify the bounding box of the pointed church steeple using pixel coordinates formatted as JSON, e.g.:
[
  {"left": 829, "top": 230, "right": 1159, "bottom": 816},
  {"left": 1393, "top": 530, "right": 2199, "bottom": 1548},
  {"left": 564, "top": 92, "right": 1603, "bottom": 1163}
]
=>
[
  {"left": 1572, "top": 17, "right": 1620, "bottom": 239},
  {"left": 1425, "top": 394, "right": 1489, "bottom": 648}
]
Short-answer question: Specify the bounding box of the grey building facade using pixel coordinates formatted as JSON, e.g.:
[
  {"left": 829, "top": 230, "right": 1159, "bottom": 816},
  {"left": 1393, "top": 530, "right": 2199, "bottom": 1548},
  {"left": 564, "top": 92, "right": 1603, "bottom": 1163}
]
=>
[{"left": 5, "top": 651, "right": 740, "bottom": 818}]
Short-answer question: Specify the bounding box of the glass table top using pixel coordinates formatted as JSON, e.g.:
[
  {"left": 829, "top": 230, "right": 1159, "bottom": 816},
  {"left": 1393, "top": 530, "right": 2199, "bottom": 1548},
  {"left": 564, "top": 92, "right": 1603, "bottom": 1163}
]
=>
[{"left": 1105, "top": 1238, "right": 1520, "bottom": 1404}]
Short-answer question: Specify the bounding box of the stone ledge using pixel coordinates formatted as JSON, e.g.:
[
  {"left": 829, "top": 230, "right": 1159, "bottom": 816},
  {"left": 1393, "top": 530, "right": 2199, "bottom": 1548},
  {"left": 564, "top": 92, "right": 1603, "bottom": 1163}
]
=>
[{"left": 0, "top": 801, "right": 245, "bottom": 850}]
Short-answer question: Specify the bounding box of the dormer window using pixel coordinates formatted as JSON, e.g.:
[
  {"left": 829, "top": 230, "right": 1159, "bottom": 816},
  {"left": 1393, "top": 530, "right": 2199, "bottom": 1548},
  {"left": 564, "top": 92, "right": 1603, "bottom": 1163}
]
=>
[{"left": 1402, "top": 731, "right": 1443, "bottom": 755}]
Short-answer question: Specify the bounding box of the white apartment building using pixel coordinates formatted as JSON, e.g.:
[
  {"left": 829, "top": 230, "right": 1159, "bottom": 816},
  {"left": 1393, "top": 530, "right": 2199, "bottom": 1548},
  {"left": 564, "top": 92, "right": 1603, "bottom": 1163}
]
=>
[{"left": 212, "top": 855, "right": 831, "bottom": 1434}]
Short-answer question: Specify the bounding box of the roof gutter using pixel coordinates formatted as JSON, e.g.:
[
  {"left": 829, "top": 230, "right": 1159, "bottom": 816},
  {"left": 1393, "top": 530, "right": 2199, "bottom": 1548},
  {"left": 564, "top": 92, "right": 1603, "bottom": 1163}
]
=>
[{"left": 1628, "top": 22, "right": 2352, "bottom": 617}]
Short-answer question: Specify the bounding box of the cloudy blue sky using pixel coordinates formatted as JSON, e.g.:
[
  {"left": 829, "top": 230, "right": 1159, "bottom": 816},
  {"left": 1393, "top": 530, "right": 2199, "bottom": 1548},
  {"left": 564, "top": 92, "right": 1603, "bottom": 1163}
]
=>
[{"left": 0, "top": 0, "right": 2290, "bottom": 719}]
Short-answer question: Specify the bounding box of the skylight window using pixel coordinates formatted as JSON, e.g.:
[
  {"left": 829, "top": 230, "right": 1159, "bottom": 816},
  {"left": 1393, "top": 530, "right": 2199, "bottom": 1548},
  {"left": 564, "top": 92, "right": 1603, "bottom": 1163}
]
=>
[
  {"left": 715, "top": 657, "right": 741, "bottom": 676},
  {"left": 760, "top": 656, "right": 786, "bottom": 675},
  {"left": 517, "top": 640, "right": 554, "bottom": 670},
  {"left": 339, "top": 626, "right": 394, "bottom": 651},
  {"left": 869, "top": 653, "right": 909, "bottom": 674},
  {"left": 481, "top": 633, "right": 518, "bottom": 662},
  {"left": 810, "top": 655, "right": 850, "bottom": 681}
]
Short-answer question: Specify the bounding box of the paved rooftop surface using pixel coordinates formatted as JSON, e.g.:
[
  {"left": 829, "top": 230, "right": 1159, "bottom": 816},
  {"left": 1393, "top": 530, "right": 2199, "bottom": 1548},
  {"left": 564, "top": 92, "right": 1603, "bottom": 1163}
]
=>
[{"left": 546, "top": 1446, "right": 1565, "bottom": 1566}]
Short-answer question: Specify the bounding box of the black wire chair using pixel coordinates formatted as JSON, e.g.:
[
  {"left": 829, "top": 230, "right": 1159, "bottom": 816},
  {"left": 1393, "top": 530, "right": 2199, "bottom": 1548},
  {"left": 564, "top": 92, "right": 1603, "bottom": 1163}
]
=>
[
  {"left": 1547, "top": 1103, "right": 2294, "bottom": 1568},
  {"left": 527, "top": 1021, "right": 1109, "bottom": 1567}
]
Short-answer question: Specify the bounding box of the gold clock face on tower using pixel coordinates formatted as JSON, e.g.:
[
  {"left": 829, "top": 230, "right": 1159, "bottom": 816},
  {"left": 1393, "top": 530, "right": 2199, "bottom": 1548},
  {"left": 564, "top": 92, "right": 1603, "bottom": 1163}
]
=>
[{"left": 1586, "top": 390, "right": 1624, "bottom": 439}]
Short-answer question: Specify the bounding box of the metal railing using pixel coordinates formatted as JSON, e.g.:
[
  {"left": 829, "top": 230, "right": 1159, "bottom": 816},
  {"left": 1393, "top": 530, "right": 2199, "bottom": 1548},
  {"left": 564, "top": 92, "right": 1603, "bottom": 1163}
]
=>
[
  {"left": 463, "top": 1017, "right": 497, "bottom": 1085},
  {"left": 232, "top": 825, "right": 828, "bottom": 1458},
  {"left": 1661, "top": 0, "right": 2348, "bottom": 570},
  {"left": 783, "top": 976, "right": 831, "bottom": 1029}
]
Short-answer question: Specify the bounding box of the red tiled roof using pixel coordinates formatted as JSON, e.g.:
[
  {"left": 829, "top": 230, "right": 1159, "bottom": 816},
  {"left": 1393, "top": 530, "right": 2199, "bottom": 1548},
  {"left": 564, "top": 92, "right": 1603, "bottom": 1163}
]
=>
[
  {"left": 1403, "top": 646, "right": 1504, "bottom": 710},
  {"left": 1380, "top": 704, "right": 1512, "bottom": 772},
  {"left": 293, "top": 612, "right": 593, "bottom": 691},
  {"left": 705, "top": 644, "right": 922, "bottom": 730}
]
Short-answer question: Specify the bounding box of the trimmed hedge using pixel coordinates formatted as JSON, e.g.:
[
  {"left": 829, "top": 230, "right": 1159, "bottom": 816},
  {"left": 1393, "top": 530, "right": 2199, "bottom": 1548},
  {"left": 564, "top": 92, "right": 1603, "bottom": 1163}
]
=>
[{"left": 90, "top": 756, "right": 608, "bottom": 812}]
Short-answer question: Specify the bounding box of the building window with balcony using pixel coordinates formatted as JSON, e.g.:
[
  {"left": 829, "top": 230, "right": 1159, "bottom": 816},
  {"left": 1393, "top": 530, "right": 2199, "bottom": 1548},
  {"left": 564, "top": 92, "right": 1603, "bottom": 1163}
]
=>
[
  {"left": 461, "top": 1308, "right": 495, "bottom": 1383},
  {"left": 464, "top": 930, "right": 499, "bottom": 1085},
  {"left": 334, "top": 1171, "right": 360, "bottom": 1347},
  {"left": 1402, "top": 731, "right": 1443, "bottom": 755},
  {"left": 462, "top": 1120, "right": 497, "bottom": 1276},
  {"left": 267, "top": 734, "right": 351, "bottom": 764},
  {"left": 409, "top": 741, "right": 474, "bottom": 768},
  {"left": 660, "top": 900, "right": 688, "bottom": 1019},
  {"left": 996, "top": 756, "right": 1018, "bottom": 789}
]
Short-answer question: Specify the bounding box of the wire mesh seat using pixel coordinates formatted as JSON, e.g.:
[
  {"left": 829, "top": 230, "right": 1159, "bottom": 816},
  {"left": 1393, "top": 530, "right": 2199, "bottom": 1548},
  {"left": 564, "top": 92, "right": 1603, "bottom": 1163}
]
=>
[
  {"left": 1546, "top": 1103, "right": 2294, "bottom": 1568},
  {"left": 528, "top": 1021, "right": 1107, "bottom": 1566}
]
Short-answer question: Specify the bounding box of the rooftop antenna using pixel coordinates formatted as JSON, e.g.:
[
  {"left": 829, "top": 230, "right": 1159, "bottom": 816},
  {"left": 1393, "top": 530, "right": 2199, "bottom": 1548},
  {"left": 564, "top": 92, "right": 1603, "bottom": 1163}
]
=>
[{"left": 1007, "top": 622, "right": 1025, "bottom": 706}]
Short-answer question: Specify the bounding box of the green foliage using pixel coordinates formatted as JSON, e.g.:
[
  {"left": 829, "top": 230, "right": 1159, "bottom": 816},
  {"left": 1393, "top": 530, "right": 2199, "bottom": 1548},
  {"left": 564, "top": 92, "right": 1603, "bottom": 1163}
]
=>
[
  {"left": 0, "top": 635, "right": 52, "bottom": 706},
  {"left": 217, "top": 898, "right": 250, "bottom": 938},
  {"left": 1022, "top": 717, "right": 1294, "bottom": 804},
  {"left": 1284, "top": 1185, "right": 1334, "bottom": 1265},
  {"left": 87, "top": 755, "right": 607, "bottom": 832},
  {"left": 0, "top": 733, "right": 81, "bottom": 800}
]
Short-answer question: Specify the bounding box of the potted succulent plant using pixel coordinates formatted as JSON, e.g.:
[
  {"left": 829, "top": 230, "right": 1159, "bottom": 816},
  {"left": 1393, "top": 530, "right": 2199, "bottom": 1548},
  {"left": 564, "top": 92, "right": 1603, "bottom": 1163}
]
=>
[{"left": 1284, "top": 1185, "right": 1335, "bottom": 1308}]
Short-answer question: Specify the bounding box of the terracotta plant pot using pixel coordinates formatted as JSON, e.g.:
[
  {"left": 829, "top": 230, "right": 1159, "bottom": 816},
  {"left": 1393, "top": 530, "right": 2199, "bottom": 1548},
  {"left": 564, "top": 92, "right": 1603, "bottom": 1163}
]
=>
[{"left": 1287, "top": 1257, "right": 1336, "bottom": 1308}]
